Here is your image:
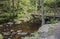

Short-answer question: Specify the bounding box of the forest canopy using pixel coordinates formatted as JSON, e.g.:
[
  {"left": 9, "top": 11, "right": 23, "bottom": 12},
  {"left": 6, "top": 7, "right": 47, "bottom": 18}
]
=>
[{"left": 0, "top": 0, "right": 60, "bottom": 22}]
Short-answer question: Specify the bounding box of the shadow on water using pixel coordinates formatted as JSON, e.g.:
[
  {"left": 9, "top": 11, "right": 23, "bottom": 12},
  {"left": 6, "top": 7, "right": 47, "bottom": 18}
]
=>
[{"left": 12, "top": 18, "right": 42, "bottom": 32}]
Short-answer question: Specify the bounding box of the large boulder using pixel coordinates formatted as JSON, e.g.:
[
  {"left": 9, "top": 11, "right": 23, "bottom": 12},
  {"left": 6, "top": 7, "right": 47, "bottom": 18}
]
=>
[{"left": 36, "top": 22, "right": 60, "bottom": 39}]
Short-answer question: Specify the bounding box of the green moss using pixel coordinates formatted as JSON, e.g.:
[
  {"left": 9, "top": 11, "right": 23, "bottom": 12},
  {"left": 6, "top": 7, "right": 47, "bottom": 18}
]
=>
[
  {"left": 48, "top": 27, "right": 54, "bottom": 34},
  {"left": 0, "top": 34, "right": 3, "bottom": 39}
]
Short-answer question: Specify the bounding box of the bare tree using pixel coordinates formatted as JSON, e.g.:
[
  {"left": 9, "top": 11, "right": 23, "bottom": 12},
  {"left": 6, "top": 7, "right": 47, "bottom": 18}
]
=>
[
  {"left": 40, "top": 0, "right": 45, "bottom": 25},
  {"left": 36, "top": 0, "right": 38, "bottom": 14},
  {"left": 12, "top": 0, "right": 15, "bottom": 24}
]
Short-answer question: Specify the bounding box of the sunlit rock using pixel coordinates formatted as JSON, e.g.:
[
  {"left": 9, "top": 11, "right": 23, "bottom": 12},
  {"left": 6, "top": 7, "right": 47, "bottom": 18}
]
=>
[
  {"left": 2, "top": 32, "right": 10, "bottom": 36},
  {"left": 36, "top": 22, "right": 60, "bottom": 39},
  {"left": 17, "top": 30, "right": 22, "bottom": 33},
  {"left": 0, "top": 25, "right": 3, "bottom": 27}
]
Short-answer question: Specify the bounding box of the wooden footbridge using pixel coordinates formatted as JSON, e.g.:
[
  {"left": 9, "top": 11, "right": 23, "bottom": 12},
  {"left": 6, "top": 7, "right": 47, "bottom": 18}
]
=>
[{"left": 31, "top": 13, "right": 60, "bottom": 20}]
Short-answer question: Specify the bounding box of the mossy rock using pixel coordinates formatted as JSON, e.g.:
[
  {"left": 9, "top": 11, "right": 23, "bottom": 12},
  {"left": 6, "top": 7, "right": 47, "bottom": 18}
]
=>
[{"left": 0, "top": 34, "right": 3, "bottom": 39}]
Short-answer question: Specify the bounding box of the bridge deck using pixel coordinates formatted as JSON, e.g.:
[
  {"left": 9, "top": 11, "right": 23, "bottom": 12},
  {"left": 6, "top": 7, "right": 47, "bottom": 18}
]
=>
[{"left": 31, "top": 13, "right": 60, "bottom": 18}]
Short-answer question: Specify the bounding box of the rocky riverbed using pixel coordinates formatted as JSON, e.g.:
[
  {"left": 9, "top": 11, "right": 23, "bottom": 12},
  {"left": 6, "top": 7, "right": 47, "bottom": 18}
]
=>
[{"left": 0, "top": 22, "right": 60, "bottom": 39}]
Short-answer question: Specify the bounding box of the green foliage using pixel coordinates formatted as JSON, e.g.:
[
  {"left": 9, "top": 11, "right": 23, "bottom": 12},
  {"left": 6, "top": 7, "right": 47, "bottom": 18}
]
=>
[
  {"left": 15, "top": 0, "right": 35, "bottom": 19},
  {"left": 50, "top": 19, "right": 57, "bottom": 24},
  {"left": 44, "top": 0, "right": 55, "bottom": 4},
  {"left": 0, "top": 34, "right": 3, "bottom": 39},
  {"left": 0, "top": 0, "right": 60, "bottom": 22}
]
